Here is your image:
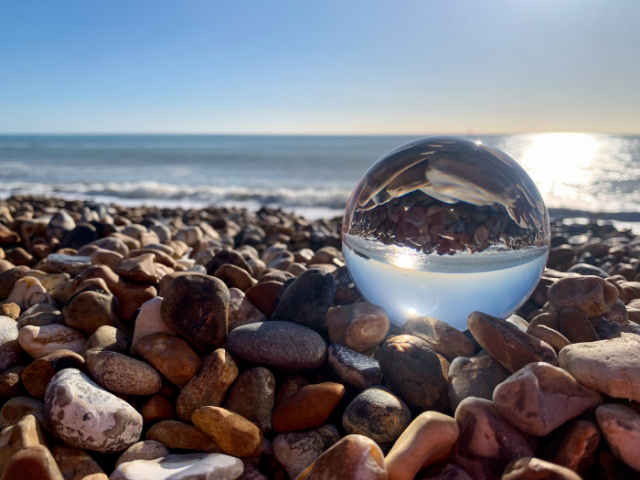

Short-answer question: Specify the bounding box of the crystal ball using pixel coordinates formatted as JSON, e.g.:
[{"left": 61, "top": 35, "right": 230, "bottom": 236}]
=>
[{"left": 342, "top": 136, "right": 550, "bottom": 330}]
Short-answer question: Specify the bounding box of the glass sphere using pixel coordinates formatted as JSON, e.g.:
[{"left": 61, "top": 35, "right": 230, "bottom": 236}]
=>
[{"left": 342, "top": 136, "right": 550, "bottom": 331}]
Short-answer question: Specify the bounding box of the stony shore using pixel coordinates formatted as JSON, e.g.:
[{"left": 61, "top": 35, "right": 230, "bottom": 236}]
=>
[{"left": 0, "top": 195, "right": 637, "bottom": 480}]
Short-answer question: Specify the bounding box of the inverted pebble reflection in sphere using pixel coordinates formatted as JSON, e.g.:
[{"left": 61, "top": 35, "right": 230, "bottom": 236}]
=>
[{"left": 342, "top": 136, "right": 550, "bottom": 330}]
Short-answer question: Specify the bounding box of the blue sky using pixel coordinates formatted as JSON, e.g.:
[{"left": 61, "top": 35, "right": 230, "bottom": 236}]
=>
[{"left": 1, "top": 0, "right": 639, "bottom": 134}]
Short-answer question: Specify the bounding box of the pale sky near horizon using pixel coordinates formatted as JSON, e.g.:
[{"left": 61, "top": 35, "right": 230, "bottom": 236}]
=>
[{"left": 1, "top": 0, "right": 639, "bottom": 135}]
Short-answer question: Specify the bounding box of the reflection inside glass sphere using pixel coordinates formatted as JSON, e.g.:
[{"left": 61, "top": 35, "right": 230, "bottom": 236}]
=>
[{"left": 342, "top": 136, "right": 550, "bottom": 330}]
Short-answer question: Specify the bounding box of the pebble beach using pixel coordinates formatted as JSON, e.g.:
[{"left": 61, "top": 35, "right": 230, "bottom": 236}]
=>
[{"left": 0, "top": 195, "right": 638, "bottom": 480}]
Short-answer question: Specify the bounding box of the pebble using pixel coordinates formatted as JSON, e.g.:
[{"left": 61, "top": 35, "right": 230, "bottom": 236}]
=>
[
  {"left": 192, "top": 406, "right": 262, "bottom": 458},
  {"left": 44, "top": 368, "right": 142, "bottom": 453},
  {"left": 548, "top": 275, "right": 619, "bottom": 316},
  {"left": 110, "top": 453, "right": 244, "bottom": 480},
  {"left": 0, "top": 304, "right": 19, "bottom": 320},
  {"left": 271, "top": 382, "right": 345, "bottom": 432},
  {"left": 596, "top": 403, "right": 640, "bottom": 472},
  {"left": 226, "top": 321, "right": 327, "bottom": 370},
  {"left": 18, "top": 324, "right": 86, "bottom": 359},
  {"left": 134, "top": 333, "right": 201, "bottom": 387},
  {"left": 51, "top": 444, "right": 107, "bottom": 480},
  {"left": 294, "top": 434, "right": 387, "bottom": 480},
  {"left": 7, "top": 276, "right": 55, "bottom": 311},
  {"left": 227, "top": 289, "right": 267, "bottom": 332},
  {"left": 17, "top": 304, "right": 63, "bottom": 328},
  {"left": 527, "top": 324, "right": 571, "bottom": 352},
  {"left": 62, "top": 279, "right": 119, "bottom": 336},
  {"left": 205, "top": 250, "right": 252, "bottom": 276},
  {"left": 84, "top": 325, "right": 129, "bottom": 357},
  {"left": 21, "top": 349, "right": 84, "bottom": 399},
  {"left": 275, "top": 375, "right": 309, "bottom": 406},
  {"left": 537, "top": 419, "right": 600, "bottom": 476},
  {"left": 0, "top": 397, "right": 46, "bottom": 431},
  {"left": 214, "top": 264, "right": 256, "bottom": 291},
  {"left": 129, "top": 297, "right": 175, "bottom": 354},
  {"left": 0, "top": 414, "right": 46, "bottom": 473},
  {"left": 115, "top": 440, "right": 169, "bottom": 468},
  {"left": 272, "top": 425, "right": 340, "bottom": 479},
  {"left": 568, "top": 263, "right": 609, "bottom": 278},
  {"left": 326, "top": 302, "right": 390, "bottom": 353},
  {"left": 244, "top": 281, "right": 283, "bottom": 318},
  {"left": 376, "top": 335, "right": 449, "bottom": 409},
  {"left": 0, "top": 444, "right": 64, "bottom": 480},
  {"left": 176, "top": 348, "right": 238, "bottom": 422},
  {"left": 161, "top": 274, "right": 229, "bottom": 352},
  {"left": 448, "top": 353, "right": 510, "bottom": 411},
  {"left": 450, "top": 397, "right": 533, "bottom": 480},
  {"left": 467, "top": 311, "right": 557, "bottom": 373},
  {"left": 327, "top": 343, "right": 382, "bottom": 391},
  {"left": 117, "top": 254, "right": 159, "bottom": 284},
  {"left": 271, "top": 268, "right": 336, "bottom": 329},
  {"left": 91, "top": 248, "right": 124, "bottom": 272},
  {"left": 141, "top": 394, "right": 175, "bottom": 425},
  {"left": 86, "top": 350, "right": 162, "bottom": 395},
  {"left": 0, "top": 316, "right": 23, "bottom": 372},
  {"left": 502, "top": 457, "right": 582, "bottom": 480},
  {"left": 224, "top": 367, "right": 275, "bottom": 434},
  {"left": 558, "top": 336, "right": 640, "bottom": 401},
  {"left": 145, "top": 420, "right": 220, "bottom": 452},
  {"left": 402, "top": 316, "right": 475, "bottom": 360},
  {"left": 493, "top": 362, "right": 602, "bottom": 436},
  {"left": 558, "top": 307, "right": 600, "bottom": 343},
  {"left": 40, "top": 253, "right": 93, "bottom": 277},
  {"left": 0, "top": 366, "right": 26, "bottom": 400},
  {"left": 385, "top": 411, "right": 459, "bottom": 480},
  {"left": 342, "top": 387, "right": 411, "bottom": 445}
]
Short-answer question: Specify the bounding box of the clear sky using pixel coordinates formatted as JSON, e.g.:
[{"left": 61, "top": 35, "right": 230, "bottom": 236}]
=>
[{"left": 1, "top": 0, "right": 639, "bottom": 135}]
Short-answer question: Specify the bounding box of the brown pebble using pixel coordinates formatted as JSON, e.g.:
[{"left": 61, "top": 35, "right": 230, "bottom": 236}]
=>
[
  {"left": 192, "top": 406, "right": 263, "bottom": 458},
  {"left": 134, "top": 333, "right": 201, "bottom": 387},
  {"left": 145, "top": 420, "right": 220, "bottom": 452},
  {"left": 141, "top": 394, "right": 175, "bottom": 425},
  {"left": 272, "top": 382, "right": 345, "bottom": 433}
]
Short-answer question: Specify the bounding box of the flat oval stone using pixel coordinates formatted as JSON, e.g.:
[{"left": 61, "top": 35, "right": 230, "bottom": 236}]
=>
[
  {"left": 558, "top": 336, "right": 640, "bottom": 402},
  {"left": 342, "top": 387, "right": 411, "bottom": 445},
  {"left": 86, "top": 350, "right": 162, "bottom": 395},
  {"left": 226, "top": 321, "right": 327, "bottom": 370},
  {"left": 272, "top": 383, "right": 345, "bottom": 433},
  {"left": 110, "top": 453, "right": 244, "bottom": 480},
  {"left": 467, "top": 311, "right": 557, "bottom": 373},
  {"left": 272, "top": 425, "right": 340, "bottom": 479},
  {"left": 224, "top": 366, "right": 275, "bottom": 434},
  {"left": 18, "top": 324, "right": 86, "bottom": 359},
  {"left": 45, "top": 368, "right": 142, "bottom": 453},
  {"left": 326, "top": 302, "right": 389, "bottom": 353},
  {"left": 161, "top": 274, "right": 229, "bottom": 353},
  {"left": 192, "top": 406, "right": 262, "bottom": 458},
  {"left": 134, "top": 333, "right": 201, "bottom": 387}
]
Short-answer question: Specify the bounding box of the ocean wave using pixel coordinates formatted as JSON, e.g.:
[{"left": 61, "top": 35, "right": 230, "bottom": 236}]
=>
[{"left": 0, "top": 181, "right": 352, "bottom": 209}]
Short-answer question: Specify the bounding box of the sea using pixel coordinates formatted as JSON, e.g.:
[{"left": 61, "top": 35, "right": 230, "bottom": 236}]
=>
[{"left": 0, "top": 133, "right": 639, "bottom": 224}]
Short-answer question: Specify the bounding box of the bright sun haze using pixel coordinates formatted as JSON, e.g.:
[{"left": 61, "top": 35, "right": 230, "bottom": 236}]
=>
[{"left": 0, "top": 0, "right": 639, "bottom": 134}]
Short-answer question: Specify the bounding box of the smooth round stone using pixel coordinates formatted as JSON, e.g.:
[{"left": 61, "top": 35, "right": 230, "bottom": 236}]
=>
[
  {"left": 176, "top": 348, "right": 238, "bottom": 422},
  {"left": 226, "top": 321, "right": 327, "bottom": 370},
  {"left": 272, "top": 383, "right": 345, "bottom": 433},
  {"left": 493, "top": 362, "right": 602, "bottom": 436},
  {"left": 17, "top": 304, "right": 63, "bottom": 329},
  {"left": 84, "top": 325, "right": 129, "bottom": 358},
  {"left": 0, "top": 303, "right": 20, "bottom": 320},
  {"left": 115, "top": 440, "right": 170, "bottom": 468},
  {"left": 21, "top": 349, "right": 85, "bottom": 399},
  {"left": 448, "top": 354, "right": 511, "bottom": 412},
  {"left": 91, "top": 249, "right": 125, "bottom": 272},
  {"left": 86, "top": 350, "right": 162, "bottom": 396},
  {"left": 161, "top": 274, "right": 229, "bottom": 353},
  {"left": 385, "top": 412, "right": 460, "bottom": 480},
  {"left": 205, "top": 250, "right": 252, "bottom": 276},
  {"left": 272, "top": 425, "right": 340, "bottom": 479},
  {"left": 192, "top": 406, "right": 262, "bottom": 458},
  {"left": 45, "top": 368, "right": 142, "bottom": 453},
  {"left": 271, "top": 268, "right": 336, "bottom": 329},
  {"left": 214, "top": 264, "right": 256, "bottom": 292},
  {"left": 134, "top": 333, "right": 201, "bottom": 387},
  {"left": 467, "top": 311, "right": 557, "bottom": 373},
  {"left": 51, "top": 444, "right": 107, "bottom": 480},
  {"left": 295, "top": 434, "right": 387, "bottom": 480},
  {"left": 146, "top": 420, "right": 220, "bottom": 452},
  {"left": 62, "top": 279, "right": 119, "bottom": 336},
  {"left": 141, "top": 394, "right": 175, "bottom": 425},
  {"left": 527, "top": 324, "right": 571, "bottom": 353},
  {"left": 244, "top": 281, "right": 283, "bottom": 318},
  {"left": 129, "top": 297, "right": 176, "bottom": 354},
  {"left": 548, "top": 275, "right": 619, "bottom": 317},
  {"left": 342, "top": 387, "right": 411, "bottom": 445},
  {"left": 502, "top": 457, "right": 582, "bottom": 480},
  {"left": 110, "top": 453, "right": 244, "bottom": 480},
  {"left": 596, "top": 403, "right": 640, "bottom": 472},
  {"left": 0, "top": 316, "right": 23, "bottom": 372},
  {"left": 326, "top": 302, "right": 390, "bottom": 353},
  {"left": 558, "top": 336, "right": 640, "bottom": 402},
  {"left": 47, "top": 210, "right": 76, "bottom": 241},
  {"left": 224, "top": 366, "right": 275, "bottom": 434},
  {"left": 18, "top": 324, "right": 86, "bottom": 359},
  {"left": 327, "top": 343, "right": 382, "bottom": 391},
  {"left": 558, "top": 307, "right": 600, "bottom": 343},
  {"left": 376, "top": 335, "right": 449, "bottom": 409}
]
